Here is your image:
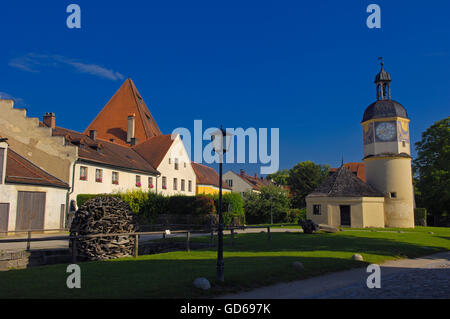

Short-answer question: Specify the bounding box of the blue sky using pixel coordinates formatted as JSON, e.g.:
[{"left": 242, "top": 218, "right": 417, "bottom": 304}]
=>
[{"left": 1, "top": 0, "right": 449, "bottom": 175}]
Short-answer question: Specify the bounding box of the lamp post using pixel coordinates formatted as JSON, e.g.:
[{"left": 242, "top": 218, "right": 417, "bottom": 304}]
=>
[{"left": 211, "top": 125, "right": 232, "bottom": 282}]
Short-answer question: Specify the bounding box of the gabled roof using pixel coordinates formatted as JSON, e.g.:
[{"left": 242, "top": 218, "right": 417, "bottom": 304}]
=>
[
  {"left": 52, "top": 127, "right": 159, "bottom": 175},
  {"left": 84, "top": 78, "right": 162, "bottom": 146},
  {"left": 330, "top": 162, "right": 366, "bottom": 182},
  {"left": 5, "top": 148, "right": 69, "bottom": 189},
  {"left": 191, "top": 162, "right": 231, "bottom": 190},
  {"left": 309, "top": 166, "right": 383, "bottom": 198},
  {"left": 132, "top": 134, "right": 175, "bottom": 169},
  {"left": 232, "top": 170, "right": 271, "bottom": 191}
]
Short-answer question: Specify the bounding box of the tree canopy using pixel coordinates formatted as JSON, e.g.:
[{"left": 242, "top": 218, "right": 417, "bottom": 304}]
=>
[
  {"left": 287, "top": 161, "right": 330, "bottom": 208},
  {"left": 413, "top": 116, "right": 450, "bottom": 218}
]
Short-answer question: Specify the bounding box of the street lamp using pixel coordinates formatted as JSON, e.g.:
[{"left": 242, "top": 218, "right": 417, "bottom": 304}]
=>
[{"left": 211, "top": 125, "right": 233, "bottom": 282}]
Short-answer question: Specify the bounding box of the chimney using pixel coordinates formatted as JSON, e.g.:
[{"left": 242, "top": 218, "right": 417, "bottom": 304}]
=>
[
  {"left": 43, "top": 112, "right": 56, "bottom": 129},
  {"left": 130, "top": 137, "right": 138, "bottom": 146},
  {"left": 240, "top": 169, "right": 245, "bottom": 176},
  {"left": 89, "top": 130, "right": 97, "bottom": 141},
  {"left": 127, "top": 113, "right": 135, "bottom": 143}
]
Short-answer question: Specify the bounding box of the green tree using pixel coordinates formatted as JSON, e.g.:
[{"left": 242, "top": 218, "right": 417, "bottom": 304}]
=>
[
  {"left": 413, "top": 116, "right": 450, "bottom": 220},
  {"left": 243, "top": 184, "right": 290, "bottom": 224},
  {"left": 267, "top": 169, "right": 290, "bottom": 186},
  {"left": 287, "top": 161, "right": 329, "bottom": 208}
]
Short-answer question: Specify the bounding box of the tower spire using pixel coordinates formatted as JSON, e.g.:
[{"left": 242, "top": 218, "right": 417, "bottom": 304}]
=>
[{"left": 374, "top": 58, "right": 392, "bottom": 100}]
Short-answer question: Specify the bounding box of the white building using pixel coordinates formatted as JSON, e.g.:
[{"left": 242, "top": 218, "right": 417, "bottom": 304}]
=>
[
  {"left": 223, "top": 169, "right": 271, "bottom": 197},
  {"left": 0, "top": 139, "right": 69, "bottom": 232}
]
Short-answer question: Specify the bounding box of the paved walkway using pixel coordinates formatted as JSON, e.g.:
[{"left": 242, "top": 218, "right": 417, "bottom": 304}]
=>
[
  {"left": 0, "top": 228, "right": 302, "bottom": 252},
  {"left": 218, "top": 251, "right": 450, "bottom": 299}
]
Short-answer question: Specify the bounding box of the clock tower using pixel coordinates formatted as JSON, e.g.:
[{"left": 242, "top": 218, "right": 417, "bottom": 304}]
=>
[{"left": 361, "top": 61, "right": 415, "bottom": 228}]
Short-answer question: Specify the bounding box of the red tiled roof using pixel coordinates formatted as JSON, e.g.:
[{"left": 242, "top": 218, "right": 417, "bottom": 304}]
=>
[
  {"left": 237, "top": 171, "right": 271, "bottom": 190},
  {"left": 191, "top": 162, "right": 231, "bottom": 190},
  {"left": 84, "top": 78, "right": 162, "bottom": 146},
  {"left": 132, "top": 134, "right": 175, "bottom": 169},
  {"left": 5, "top": 148, "right": 69, "bottom": 189},
  {"left": 52, "top": 127, "right": 159, "bottom": 175},
  {"left": 330, "top": 162, "right": 365, "bottom": 182}
]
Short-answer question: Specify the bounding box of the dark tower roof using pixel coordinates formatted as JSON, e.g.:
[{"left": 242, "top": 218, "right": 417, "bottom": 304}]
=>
[
  {"left": 362, "top": 99, "right": 408, "bottom": 122},
  {"left": 374, "top": 63, "right": 392, "bottom": 83},
  {"left": 363, "top": 60, "right": 408, "bottom": 122}
]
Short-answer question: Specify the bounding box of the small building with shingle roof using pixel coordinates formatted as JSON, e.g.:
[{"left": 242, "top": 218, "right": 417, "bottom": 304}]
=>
[{"left": 306, "top": 166, "right": 385, "bottom": 228}]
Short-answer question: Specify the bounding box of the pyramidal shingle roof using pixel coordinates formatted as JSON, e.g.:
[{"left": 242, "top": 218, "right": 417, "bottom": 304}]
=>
[
  {"left": 84, "top": 78, "right": 162, "bottom": 146},
  {"left": 309, "top": 166, "right": 383, "bottom": 198}
]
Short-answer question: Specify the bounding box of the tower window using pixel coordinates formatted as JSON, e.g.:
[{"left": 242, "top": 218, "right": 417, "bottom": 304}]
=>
[
  {"left": 402, "top": 141, "right": 406, "bottom": 147},
  {"left": 390, "top": 192, "right": 397, "bottom": 198}
]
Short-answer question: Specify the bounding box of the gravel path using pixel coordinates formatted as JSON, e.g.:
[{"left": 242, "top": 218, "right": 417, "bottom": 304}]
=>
[
  {"left": 219, "top": 251, "right": 450, "bottom": 299},
  {"left": 311, "top": 260, "right": 450, "bottom": 299}
]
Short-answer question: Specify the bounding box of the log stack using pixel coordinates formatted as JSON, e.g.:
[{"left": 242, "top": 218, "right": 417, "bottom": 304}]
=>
[{"left": 70, "top": 196, "right": 137, "bottom": 261}]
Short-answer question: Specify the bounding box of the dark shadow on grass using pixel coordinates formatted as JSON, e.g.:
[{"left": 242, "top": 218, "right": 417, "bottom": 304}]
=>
[{"left": 0, "top": 255, "right": 367, "bottom": 299}]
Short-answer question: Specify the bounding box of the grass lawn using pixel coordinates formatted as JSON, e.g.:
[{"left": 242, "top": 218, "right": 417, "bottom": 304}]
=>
[{"left": 1, "top": 226, "right": 449, "bottom": 298}]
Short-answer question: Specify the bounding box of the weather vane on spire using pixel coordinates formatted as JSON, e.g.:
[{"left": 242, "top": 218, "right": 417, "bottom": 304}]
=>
[{"left": 378, "top": 56, "right": 384, "bottom": 67}]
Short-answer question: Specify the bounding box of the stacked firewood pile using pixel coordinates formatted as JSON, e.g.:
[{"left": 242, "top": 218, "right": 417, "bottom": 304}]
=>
[{"left": 69, "top": 196, "right": 137, "bottom": 261}]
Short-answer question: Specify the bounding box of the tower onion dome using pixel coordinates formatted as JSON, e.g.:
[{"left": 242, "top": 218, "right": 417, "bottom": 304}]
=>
[
  {"left": 362, "top": 60, "right": 408, "bottom": 122},
  {"left": 362, "top": 99, "right": 408, "bottom": 122}
]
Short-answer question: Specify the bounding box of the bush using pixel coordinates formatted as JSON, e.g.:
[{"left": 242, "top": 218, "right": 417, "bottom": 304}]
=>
[
  {"left": 77, "top": 192, "right": 218, "bottom": 225},
  {"left": 414, "top": 208, "right": 427, "bottom": 226},
  {"left": 286, "top": 208, "right": 306, "bottom": 223},
  {"left": 223, "top": 212, "right": 246, "bottom": 226},
  {"left": 193, "top": 196, "right": 216, "bottom": 215},
  {"left": 167, "top": 195, "right": 195, "bottom": 215},
  {"left": 211, "top": 192, "right": 244, "bottom": 214}
]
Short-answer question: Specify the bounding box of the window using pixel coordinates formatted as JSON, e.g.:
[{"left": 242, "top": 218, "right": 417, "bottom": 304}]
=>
[
  {"left": 148, "top": 177, "right": 154, "bottom": 189},
  {"left": 168, "top": 158, "right": 171, "bottom": 164},
  {"left": 226, "top": 179, "right": 233, "bottom": 187},
  {"left": 162, "top": 176, "right": 167, "bottom": 190},
  {"left": 390, "top": 192, "right": 397, "bottom": 198},
  {"left": 174, "top": 158, "right": 179, "bottom": 170},
  {"left": 313, "top": 205, "right": 321, "bottom": 215},
  {"left": 112, "top": 172, "right": 119, "bottom": 185},
  {"left": 136, "top": 175, "right": 141, "bottom": 187},
  {"left": 173, "top": 178, "right": 178, "bottom": 190},
  {"left": 181, "top": 179, "right": 185, "bottom": 191},
  {"left": 95, "top": 169, "right": 103, "bottom": 183},
  {"left": 188, "top": 180, "right": 192, "bottom": 192},
  {"left": 80, "top": 166, "right": 88, "bottom": 181},
  {"left": 402, "top": 141, "right": 406, "bottom": 147},
  {"left": 184, "top": 162, "right": 186, "bottom": 168}
]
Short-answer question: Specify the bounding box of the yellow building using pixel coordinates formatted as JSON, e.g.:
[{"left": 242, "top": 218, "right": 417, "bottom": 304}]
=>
[
  {"left": 306, "top": 61, "right": 415, "bottom": 228},
  {"left": 191, "top": 162, "right": 231, "bottom": 195}
]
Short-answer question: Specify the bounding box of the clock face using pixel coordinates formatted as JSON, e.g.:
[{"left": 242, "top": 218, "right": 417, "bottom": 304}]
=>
[{"left": 376, "top": 122, "right": 396, "bottom": 141}]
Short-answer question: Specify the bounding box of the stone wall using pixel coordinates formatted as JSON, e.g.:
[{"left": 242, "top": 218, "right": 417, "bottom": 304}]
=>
[{"left": 0, "top": 250, "right": 30, "bottom": 271}]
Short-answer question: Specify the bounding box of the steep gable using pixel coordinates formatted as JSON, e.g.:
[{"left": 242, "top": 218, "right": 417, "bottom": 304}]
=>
[{"left": 84, "top": 78, "right": 162, "bottom": 146}]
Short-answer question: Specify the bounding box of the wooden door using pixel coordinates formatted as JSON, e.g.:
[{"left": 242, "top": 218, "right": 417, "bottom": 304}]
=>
[
  {"left": 16, "top": 191, "right": 46, "bottom": 231},
  {"left": 0, "top": 203, "right": 9, "bottom": 233},
  {"left": 340, "top": 205, "right": 351, "bottom": 226}
]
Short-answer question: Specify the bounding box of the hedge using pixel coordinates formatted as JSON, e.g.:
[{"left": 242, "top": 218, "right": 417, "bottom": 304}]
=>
[{"left": 76, "top": 191, "right": 225, "bottom": 225}]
